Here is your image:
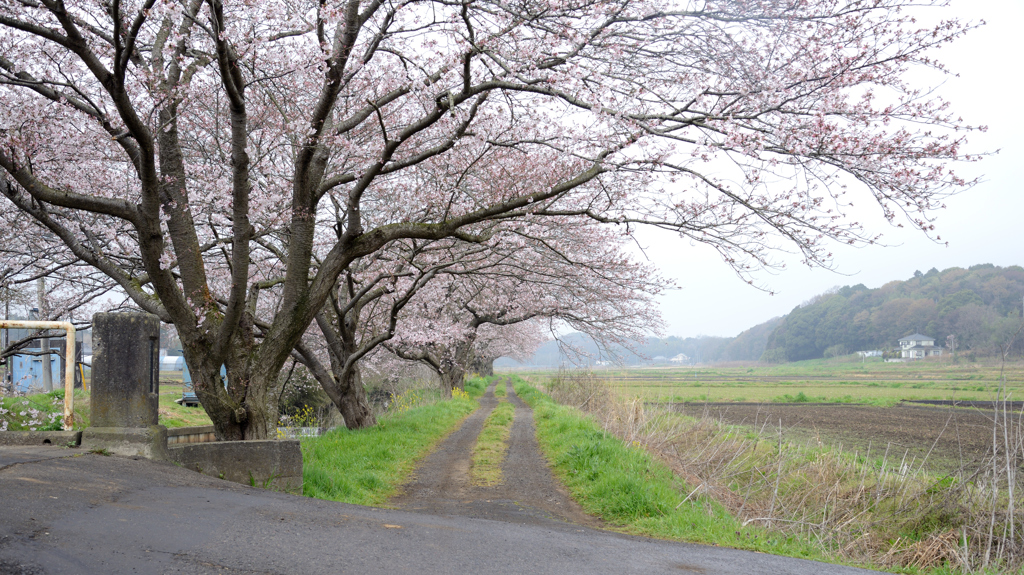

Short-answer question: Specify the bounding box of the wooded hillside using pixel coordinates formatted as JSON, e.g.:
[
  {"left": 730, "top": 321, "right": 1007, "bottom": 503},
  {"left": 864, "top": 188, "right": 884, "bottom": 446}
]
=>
[{"left": 762, "top": 264, "right": 1024, "bottom": 362}]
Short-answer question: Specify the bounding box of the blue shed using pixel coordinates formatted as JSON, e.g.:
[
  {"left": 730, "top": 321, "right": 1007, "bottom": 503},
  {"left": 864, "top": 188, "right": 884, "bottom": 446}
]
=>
[{"left": 10, "top": 353, "right": 62, "bottom": 393}]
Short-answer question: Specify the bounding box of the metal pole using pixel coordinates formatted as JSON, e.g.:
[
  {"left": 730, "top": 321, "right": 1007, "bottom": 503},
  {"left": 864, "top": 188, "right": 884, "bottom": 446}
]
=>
[
  {"left": 37, "top": 279, "right": 53, "bottom": 392},
  {"left": 0, "top": 320, "right": 76, "bottom": 430}
]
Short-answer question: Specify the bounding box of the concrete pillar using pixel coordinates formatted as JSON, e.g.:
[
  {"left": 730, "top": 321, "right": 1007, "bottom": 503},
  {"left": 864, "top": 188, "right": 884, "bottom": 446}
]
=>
[{"left": 81, "top": 312, "right": 167, "bottom": 459}]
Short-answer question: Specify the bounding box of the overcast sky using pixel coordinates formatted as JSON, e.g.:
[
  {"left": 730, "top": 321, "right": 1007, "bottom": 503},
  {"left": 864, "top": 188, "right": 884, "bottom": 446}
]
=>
[{"left": 636, "top": 0, "right": 1024, "bottom": 339}]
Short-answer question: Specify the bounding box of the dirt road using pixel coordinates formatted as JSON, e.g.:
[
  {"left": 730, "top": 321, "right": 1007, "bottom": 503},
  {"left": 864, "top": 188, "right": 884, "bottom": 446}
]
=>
[{"left": 390, "top": 381, "right": 600, "bottom": 528}]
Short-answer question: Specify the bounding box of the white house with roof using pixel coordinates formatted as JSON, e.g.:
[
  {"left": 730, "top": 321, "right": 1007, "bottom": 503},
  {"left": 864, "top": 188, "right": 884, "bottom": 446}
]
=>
[
  {"left": 898, "top": 333, "right": 944, "bottom": 359},
  {"left": 670, "top": 353, "right": 691, "bottom": 364}
]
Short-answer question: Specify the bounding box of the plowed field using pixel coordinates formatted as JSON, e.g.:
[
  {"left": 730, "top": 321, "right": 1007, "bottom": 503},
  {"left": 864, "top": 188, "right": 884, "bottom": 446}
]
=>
[{"left": 672, "top": 401, "right": 1019, "bottom": 472}]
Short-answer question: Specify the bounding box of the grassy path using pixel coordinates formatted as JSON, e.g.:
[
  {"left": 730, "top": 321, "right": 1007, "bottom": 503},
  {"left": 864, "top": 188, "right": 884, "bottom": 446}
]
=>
[{"left": 301, "top": 381, "right": 484, "bottom": 506}]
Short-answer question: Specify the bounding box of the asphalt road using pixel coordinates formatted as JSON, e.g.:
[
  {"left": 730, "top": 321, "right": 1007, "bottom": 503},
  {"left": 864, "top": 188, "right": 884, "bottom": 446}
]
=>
[{"left": 0, "top": 446, "right": 885, "bottom": 575}]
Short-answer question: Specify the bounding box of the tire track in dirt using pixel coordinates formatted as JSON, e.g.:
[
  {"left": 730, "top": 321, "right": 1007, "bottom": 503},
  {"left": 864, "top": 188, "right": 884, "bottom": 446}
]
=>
[
  {"left": 388, "top": 383, "right": 499, "bottom": 506},
  {"left": 389, "top": 380, "right": 603, "bottom": 530}
]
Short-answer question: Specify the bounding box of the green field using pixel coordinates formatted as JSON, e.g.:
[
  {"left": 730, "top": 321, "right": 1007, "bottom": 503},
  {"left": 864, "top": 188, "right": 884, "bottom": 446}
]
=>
[{"left": 508, "top": 356, "right": 1024, "bottom": 405}]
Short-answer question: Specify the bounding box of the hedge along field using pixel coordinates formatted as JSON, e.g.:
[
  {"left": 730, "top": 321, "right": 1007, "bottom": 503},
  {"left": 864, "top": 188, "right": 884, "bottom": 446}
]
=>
[
  {"left": 509, "top": 357, "right": 1024, "bottom": 406},
  {"left": 300, "top": 378, "right": 487, "bottom": 506}
]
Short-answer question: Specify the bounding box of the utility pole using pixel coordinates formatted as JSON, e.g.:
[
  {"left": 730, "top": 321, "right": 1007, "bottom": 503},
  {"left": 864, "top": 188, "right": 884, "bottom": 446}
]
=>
[{"left": 38, "top": 277, "right": 53, "bottom": 392}]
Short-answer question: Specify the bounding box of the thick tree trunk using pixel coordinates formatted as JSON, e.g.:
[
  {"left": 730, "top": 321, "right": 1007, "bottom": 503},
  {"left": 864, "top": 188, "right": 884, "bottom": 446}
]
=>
[
  {"left": 294, "top": 328, "right": 377, "bottom": 430},
  {"left": 437, "top": 365, "right": 465, "bottom": 397},
  {"left": 240, "top": 368, "right": 278, "bottom": 439},
  {"left": 190, "top": 369, "right": 279, "bottom": 440},
  {"left": 327, "top": 365, "right": 376, "bottom": 429},
  {"left": 470, "top": 355, "right": 495, "bottom": 377},
  {"left": 189, "top": 363, "right": 245, "bottom": 440},
  {"left": 182, "top": 335, "right": 281, "bottom": 440},
  {"left": 434, "top": 341, "right": 474, "bottom": 396}
]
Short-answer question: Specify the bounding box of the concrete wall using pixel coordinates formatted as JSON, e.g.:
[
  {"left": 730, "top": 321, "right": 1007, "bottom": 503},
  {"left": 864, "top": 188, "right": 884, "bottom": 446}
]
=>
[
  {"left": 0, "top": 430, "right": 82, "bottom": 446},
  {"left": 1, "top": 428, "right": 303, "bottom": 496},
  {"left": 169, "top": 440, "right": 302, "bottom": 494}
]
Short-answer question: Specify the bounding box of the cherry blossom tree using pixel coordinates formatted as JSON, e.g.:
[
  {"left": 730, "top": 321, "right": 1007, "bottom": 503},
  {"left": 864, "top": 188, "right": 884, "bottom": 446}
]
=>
[
  {"left": 289, "top": 238, "right": 482, "bottom": 428},
  {"left": 387, "top": 221, "right": 666, "bottom": 394},
  {"left": 0, "top": 0, "right": 978, "bottom": 438},
  {"left": 291, "top": 217, "right": 660, "bottom": 423},
  {"left": 468, "top": 321, "right": 546, "bottom": 377},
  {"left": 294, "top": 216, "right": 654, "bottom": 425}
]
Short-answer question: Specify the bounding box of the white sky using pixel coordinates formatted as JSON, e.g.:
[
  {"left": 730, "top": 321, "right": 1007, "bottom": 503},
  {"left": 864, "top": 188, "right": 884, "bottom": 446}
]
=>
[{"left": 637, "top": 0, "right": 1024, "bottom": 339}]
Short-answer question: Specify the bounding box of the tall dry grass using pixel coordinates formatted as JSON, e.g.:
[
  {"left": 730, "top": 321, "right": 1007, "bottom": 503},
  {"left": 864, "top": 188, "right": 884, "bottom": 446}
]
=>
[{"left": 544, "top": 369, "right": 1024, "bottom": 573}]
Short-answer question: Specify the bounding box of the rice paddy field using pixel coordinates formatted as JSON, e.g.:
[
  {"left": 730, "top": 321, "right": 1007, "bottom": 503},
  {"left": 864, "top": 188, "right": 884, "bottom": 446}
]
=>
[{"left": 507, "top": 356, "right": 1024, "bottom": 405}]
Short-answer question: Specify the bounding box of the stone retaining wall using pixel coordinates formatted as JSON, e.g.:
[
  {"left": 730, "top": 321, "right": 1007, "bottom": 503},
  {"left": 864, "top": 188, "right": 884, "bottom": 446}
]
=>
[
  {"left": 168, "top": 439, "right": 303, "bottom": 494},
  {"left": 0, "top": 430, "right": 82, "bottom": 447}
]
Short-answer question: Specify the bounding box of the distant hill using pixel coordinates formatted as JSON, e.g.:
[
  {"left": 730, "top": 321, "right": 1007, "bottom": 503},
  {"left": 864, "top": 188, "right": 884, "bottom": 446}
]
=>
[
  {"left": 500, "top": 264, "right": 1024, "bottom": 368},
  {"left": 761, "top": 264, "right": 1024, "bottom": 361}
]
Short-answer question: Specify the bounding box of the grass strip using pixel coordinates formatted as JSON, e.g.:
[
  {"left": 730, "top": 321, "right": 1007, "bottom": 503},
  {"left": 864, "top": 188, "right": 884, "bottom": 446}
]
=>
[
  {"left": 470, "top": 400, "right": 515, "bottom": 486},
  {"left": 512, "top": 377, "right": 826, "bottom": 562},
  {"left": 158, "top": 385, "right": 214, "bottom": 428},
  {"left": 494, "top": 379, "right": 507, "bottom": 397},
  {"left": 301, "top": 378, "right": 486, "bottom": 506}
]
